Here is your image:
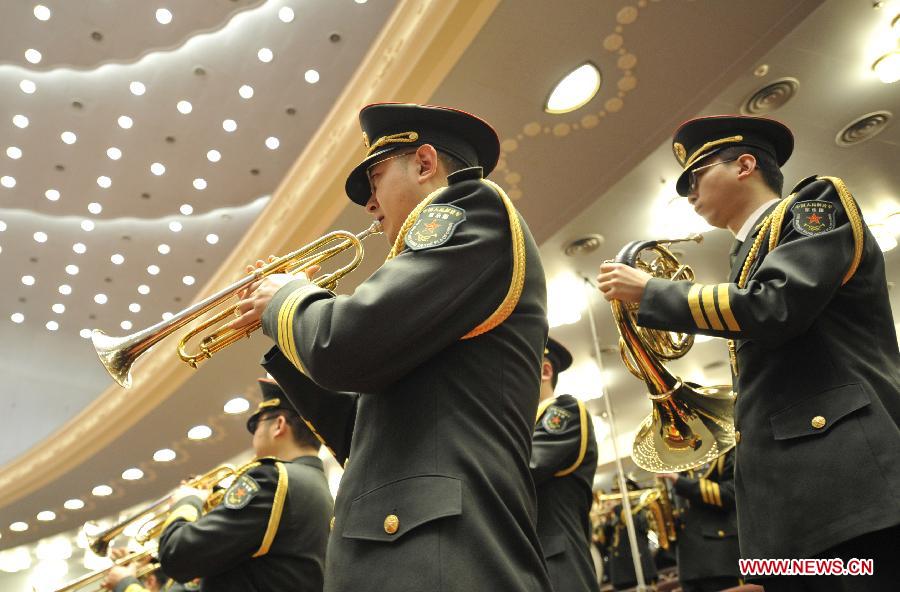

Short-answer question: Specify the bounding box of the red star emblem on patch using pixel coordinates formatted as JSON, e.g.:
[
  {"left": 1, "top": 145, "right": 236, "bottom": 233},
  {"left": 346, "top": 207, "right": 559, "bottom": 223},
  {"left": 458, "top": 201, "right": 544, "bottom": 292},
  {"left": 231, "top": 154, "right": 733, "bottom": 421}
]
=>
[
  {"left": 808, "top": 213, "right": 822, "bottom": 224},
  {"left": 424, "top": 220, "right": 439, "bottom": 231}
]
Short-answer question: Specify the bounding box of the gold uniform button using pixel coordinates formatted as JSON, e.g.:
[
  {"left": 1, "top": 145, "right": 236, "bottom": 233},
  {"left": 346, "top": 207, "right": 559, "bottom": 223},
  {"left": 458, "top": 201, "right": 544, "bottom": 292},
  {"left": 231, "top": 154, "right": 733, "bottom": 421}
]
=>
[
  {"left": 329, "top": 517, "right": 335, "bottom": 531},
  {"left": 734, "top": 430, "right": 741, "bottom": 443},
  {"left": 384, "top": 514, "right": 399, "bottom": 535},
  {"left": 717, "top": 530, "right": 725, "bottom": 538},
  {"left": 811, "top": 416, "right": 826, "bottom": 429}
]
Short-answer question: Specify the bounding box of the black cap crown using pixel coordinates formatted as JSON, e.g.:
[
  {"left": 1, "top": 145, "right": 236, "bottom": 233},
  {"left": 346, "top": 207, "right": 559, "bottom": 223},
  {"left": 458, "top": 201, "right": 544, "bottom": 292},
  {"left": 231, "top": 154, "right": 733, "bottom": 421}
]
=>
[
  {"left": 245, "top": 378, "right": 296, "bottom": 434},
  {"left": 544, "top": 337, "right": 573, "bottom": 374},
  {"left": 672, "top": 115, "right": 793, "bottom": 196},
  {"left": 344, "top": 103, "right": 501, "bottom": 205}
]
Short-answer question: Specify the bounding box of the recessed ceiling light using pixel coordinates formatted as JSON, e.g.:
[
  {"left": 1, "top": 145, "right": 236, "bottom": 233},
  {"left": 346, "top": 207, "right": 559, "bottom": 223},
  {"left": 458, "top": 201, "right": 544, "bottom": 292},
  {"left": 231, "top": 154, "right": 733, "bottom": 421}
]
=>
[
  {"left": 156, "top": 8, "right": 173, "bottom": 24},
  {"left": 222, "top": 119, "right": 237, "bottom": 132},
  {"left": 169, "top": 221, "right": 183, "bottom": 232},
  {"left": 91, "top": 485, "right": 112, "bottom": 497},
  {"left": 147, "top": 265, "right": 160, "bottom": 275},
  {"left": 207, "top": 149, "right": 221, "bottom": 162},
  {"left": 6, "top": 147, "right": 22, "bottom": 159},
  {"left": 34, "top": 5, "right": 52, "bottom": 20},
  {"left": 239, "top": 85, "right": 254, "bottom": 99},
  {"left": 88, "top": 202, "right": 103, "bottom": 215},
  {"left": 9, "top": 522, "right": 28, "bottom": 532},
  {"left": 177, "top": 100, "right": 193, "bottom": 114},
  {"left": 153, "top": 448, "right": 176, "bottom": 462},
  {"left": 278, "top": 6, "right": 294, "bottom": 22},
  {"left": 110, "top": 253, "right": 124, "bottom": 265},
  {"left": 46, "top": 320, "right": 59, "bottom": 331},
  {"left": 0, "top": 220, "right": 6, "bottom": 231},
  {"left": 180, "top": 204, "right": 193, "bottom": 215},
  {"left": 19, "top": 79, "right": 36, "bottom": 94},
  {"left": 182, "top": 275, "right": 195, "bottom": 286},
  {"left": 1, "top": 176, "right": 16, "bottom": 188},
  {"left": 872, "top": 50, "right": 900, "bottom": 84},
  {"left": 97, "top": 176, "right": 112, "bottom": 188},
  {"left": 157, "top": 243, "right": 170, "bottom": 254},
  {"left": 63, "top": 499, "right": 84, "bottom": 510},
  {"left": 118, "top": 115, "right": 133, "bottom": 129},
  {"left": 224, "top": 397, "right": 250, "bottom": 414},
  {"left": 162, "top": 312, "right": 173, "bottom": 320},
  {"left": 33, "top": 231, "right": 48, "bottom": 243},
  {"left": 265, "top": 136, "right": 280, "bottom": 150},
  {"left": 52, "top": 303, "right": 65, "bottom": 314},
  {"left": 545, "top": 62, "right": 602, "bottom": 114},
  {"left": 304, "top": 69, "right": 320, "bottom": 84},
  {"left": 12, "top": 115, "right": 29, "bottom": 128},
  {"left": 72, "top": 243, "right": 86, "bottom": 254},
  {"left": 21, "top": 275, "right": 35, "bottom": 286},
  {"left": 150, "top": 162, "right": 166, "bottom": 176},
  {"left": 25, "top": 49, "right": 42, "bottom": 64},
  {"left": 36, "top": 511, "right": 56, "bottom": 522},
  {"left": 187, "top": 425, "right": 212, "bottom": 440},
  {"left": 58, "top": 284, "right": 72, "bottom": 295},
  {"left": 129, "top": 81, "right": 146, "bottom": 96},
  {"left": 258, "top": 47, "right": 273, "bottom": 62},
  {"left": 107, "top": 147, "right": 122, "bottom": 160},
  {"left": 65, "top": 264, "right": 79, "bottom": 275},
  {"left": 355, "top": 0, "right": 367, "bottom": 4},
  {"left": 206, "top": 233, "right": 219, "bottom": 244},
  {"left": 79, "top": 328, "right": 92, "bottom": 339},
  {"left": 193, "top": 178, "right": 207, "bottom": 190},
  {"left": 81, "top": 220, "right": 95, "bottom": 231},
  {"left": 120, "top": 320, "right": 133, "bottom": 330},
  {"left": 45, "top": 189, "right": 60, "bottom": 201},
  {"left": 94, "top": 293, "right": 108, "bottom": 304},
  {"left": 61, "top": 131, "right": 77, "bottom": 145},
  {"left": 122, "top": 468, "right": 143, "bottom": 480},
  {"left": 129, "top": 302, "right": 141, "bottom": 313},
  {"left": 10, "top": 313, "right": 25, "bottom": 323},
  {"left": 138, "top": 284, "right": 150, "bottom": 295}
]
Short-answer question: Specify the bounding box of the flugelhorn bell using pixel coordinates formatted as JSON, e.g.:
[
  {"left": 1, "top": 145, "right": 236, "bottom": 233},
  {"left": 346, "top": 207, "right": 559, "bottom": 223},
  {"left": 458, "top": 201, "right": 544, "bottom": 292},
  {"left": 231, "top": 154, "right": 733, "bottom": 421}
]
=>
[{"left": 92, "top": 222, "right": 382, "bottom": 388}]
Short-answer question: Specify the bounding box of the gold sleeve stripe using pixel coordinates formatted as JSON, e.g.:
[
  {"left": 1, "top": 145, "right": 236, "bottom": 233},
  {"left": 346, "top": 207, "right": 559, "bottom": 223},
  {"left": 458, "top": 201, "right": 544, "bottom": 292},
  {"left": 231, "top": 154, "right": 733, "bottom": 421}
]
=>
[
  {"left": 162, "top": 502, "right": 199, "bottom": 530},
  {"left": 124, "top": 584, "right": 148, "bottom": 592},
  {"left": 277, "top": 288, "right": 309, "bottom": 374},
  {"left": 253, "top": 462, "right": 288, "bottom": 558},
  {"left": 555, "top": 399, "right": 589, "bottom": 477},
  {"left": 535, "top": 397, "right": 557, "bottom": 423},
  {"left": 701, "top": 285, "right": 725, "bottom": 331},
  {"left": 687, "top": 284, "right": 709, "bottom": 330},
  {"left": 716, "top": 284, "right": 741, "bottom": 331},
  {"left": 711, "top": 481, "right": 722, "bottom": 506},
  {"left": 699, "top": 479, "right": 708, "bottom": 504}
]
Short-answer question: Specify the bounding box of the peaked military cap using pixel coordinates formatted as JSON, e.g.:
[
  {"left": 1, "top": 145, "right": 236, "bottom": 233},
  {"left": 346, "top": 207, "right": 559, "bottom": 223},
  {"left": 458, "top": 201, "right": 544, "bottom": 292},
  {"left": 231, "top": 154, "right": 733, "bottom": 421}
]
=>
[
  {"left": 672, "top": 115, "right": 794, "bottom": 196},
  {"left": 544, "top": 337, "right": 573, "bottom": 374},
  {"left": 245, "top": 377, "right": 297, "bottom": 433},
  {"left": 344, "top": 103, "right": 501, "bottom": 205}
]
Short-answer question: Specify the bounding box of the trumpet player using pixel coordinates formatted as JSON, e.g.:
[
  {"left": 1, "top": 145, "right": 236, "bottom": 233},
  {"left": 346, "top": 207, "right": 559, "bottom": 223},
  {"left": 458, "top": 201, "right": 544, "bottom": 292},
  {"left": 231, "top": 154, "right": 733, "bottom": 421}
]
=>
[
  {"left": 101, "top": 548, "right": 178, "bottom": 592},
  {"left": 156, "top": 378, "right": 332, "bottom": 591},
  {"left": 596, "top": 115, "right": 900, "bottom": 591},
  {"left": 233, "top": 104, "right": 553, "bottom": 591}
]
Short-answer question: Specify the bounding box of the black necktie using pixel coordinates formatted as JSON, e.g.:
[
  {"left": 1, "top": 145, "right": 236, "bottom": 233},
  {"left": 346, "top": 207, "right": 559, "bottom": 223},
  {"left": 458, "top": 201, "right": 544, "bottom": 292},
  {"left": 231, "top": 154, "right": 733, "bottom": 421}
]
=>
[{"left": 729, "top": 239, "right": 743, "bottom": 269}]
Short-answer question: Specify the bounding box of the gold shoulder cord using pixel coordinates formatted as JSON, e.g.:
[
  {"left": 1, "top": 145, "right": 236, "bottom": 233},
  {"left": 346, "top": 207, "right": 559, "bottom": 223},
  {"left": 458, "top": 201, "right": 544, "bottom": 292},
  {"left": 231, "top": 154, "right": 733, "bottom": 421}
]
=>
[
  {"left": 819, "top": 176, "right": 864, "bottom": 285},
  {"left": 253, "top": 461, "right": 288, "bottom": 557},
  {"left": 554, "top": 398, "right": 589, "bottom": 477},
  {"left": 386, "top": 179, "right": 527, "bottom": 339}
]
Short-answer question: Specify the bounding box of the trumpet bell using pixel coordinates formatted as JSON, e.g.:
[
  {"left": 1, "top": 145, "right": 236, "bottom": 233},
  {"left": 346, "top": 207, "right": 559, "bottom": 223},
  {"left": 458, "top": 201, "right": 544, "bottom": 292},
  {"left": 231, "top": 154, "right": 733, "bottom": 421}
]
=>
[
  {"left": 633, "top": 382, "right": 735, "bottom": 473},
  {"left": 92, "top": 329, "right": 135, "bottom": 389}
]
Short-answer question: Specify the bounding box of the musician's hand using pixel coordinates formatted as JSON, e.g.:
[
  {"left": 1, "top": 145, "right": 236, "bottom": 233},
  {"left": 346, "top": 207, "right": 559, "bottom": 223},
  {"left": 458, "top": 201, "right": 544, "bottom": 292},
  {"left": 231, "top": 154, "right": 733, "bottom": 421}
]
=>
[
  {"left": 596, "top": 262, "right": 651, "bottom": 303},
  {"left": 102, "top": 564, "right": 136, "bottom": 589},
  {"left": 172, "top": 486, "right": 211, "bottom": 504},
  {"left": 229, "top": 263, "right": 320, "bottom": 331},
  {"left": 108, "top": 547, "right": 129, "bottom": 561},
  {"left": 657, "top": 473, "right": 679, "bottom": 483}
]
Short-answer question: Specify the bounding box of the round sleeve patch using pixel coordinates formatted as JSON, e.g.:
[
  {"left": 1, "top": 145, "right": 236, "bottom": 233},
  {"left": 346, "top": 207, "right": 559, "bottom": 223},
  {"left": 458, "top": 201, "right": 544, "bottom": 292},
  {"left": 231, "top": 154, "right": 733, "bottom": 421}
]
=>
[
  {"left": 542, "top": 405, "right": 573, "bottom": 433},
  {"left": 404, "top": 204, "right": 466, "bottom": 251},
  {"left": 791, "top": 200, "right": 835, "bottom": 236},
  {"left": 224, "top": 474, "right": 261, "bottom": 509}
]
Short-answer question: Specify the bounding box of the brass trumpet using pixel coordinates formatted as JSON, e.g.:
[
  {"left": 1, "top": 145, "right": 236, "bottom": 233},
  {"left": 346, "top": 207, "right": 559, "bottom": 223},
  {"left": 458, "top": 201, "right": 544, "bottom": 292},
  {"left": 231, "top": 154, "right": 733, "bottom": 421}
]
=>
[
  {"left": 90, "top": 464, "right": 239, "bottom": 556},
  {"left": 610, "top": 237, "right": 735, "bottom": 473},
  {"left": 92, "top": 222, "right": 382, "bottom": 388},
  {"left": 50, "top": 549, "right": 155, "bottom": 592}
]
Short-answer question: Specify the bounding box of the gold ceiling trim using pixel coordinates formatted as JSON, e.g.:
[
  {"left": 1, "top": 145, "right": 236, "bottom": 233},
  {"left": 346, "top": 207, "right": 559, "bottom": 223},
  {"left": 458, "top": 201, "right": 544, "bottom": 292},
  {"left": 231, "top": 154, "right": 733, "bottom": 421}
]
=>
[{"left": 0, "top": 0, "right": 501, "bottom": 511}]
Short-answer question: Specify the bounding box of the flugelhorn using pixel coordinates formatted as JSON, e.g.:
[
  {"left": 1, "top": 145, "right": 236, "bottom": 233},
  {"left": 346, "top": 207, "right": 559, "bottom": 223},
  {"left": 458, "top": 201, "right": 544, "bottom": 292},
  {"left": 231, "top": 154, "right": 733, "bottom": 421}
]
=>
[
  {"left": 92, "top": 222, "right": 382, "bottom": 388},
  {"left": 610, "top": 236, "right": 735, "bottom": 473},
  {"left": 50, "top": 548, "right": 155, "bottom": 592}
]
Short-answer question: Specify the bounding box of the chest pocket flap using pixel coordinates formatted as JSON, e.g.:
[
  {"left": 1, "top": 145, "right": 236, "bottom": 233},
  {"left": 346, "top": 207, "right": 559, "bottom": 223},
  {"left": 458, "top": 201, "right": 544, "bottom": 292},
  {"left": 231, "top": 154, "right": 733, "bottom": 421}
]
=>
[
  {"left": 770, "top": 383, "right": 870, "bottom": 441},
  {"left": 342, "top": 475, "right": 462, "bottom": 543}
]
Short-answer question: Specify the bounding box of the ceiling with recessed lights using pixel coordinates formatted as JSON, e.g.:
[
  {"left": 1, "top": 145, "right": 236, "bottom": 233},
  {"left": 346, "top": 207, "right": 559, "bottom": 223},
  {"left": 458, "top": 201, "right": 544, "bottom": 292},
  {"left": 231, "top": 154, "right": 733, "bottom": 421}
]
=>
[{"left": 1, "top": 0, "right": 899, "bottom": 587}]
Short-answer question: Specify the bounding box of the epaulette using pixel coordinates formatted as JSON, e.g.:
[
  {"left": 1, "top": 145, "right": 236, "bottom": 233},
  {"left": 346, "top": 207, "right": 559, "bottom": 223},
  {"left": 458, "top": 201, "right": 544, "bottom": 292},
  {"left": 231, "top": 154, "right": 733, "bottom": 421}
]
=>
[{"left": 788, "top": 174, "right": 819, "bottom": 195}]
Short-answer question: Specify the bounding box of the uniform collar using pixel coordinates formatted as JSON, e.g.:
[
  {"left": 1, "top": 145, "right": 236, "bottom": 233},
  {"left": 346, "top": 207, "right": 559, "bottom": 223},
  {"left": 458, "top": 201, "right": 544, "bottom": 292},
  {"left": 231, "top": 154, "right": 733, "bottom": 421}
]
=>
[
  {"left": 735, "top": 198, "right": 780, "bottom": 241},
  {"left": 447, "top": 166, "right": 484, "bottom": 185},
  {"left": 290, "top": 455, "right": 325, "bottom": 471}
]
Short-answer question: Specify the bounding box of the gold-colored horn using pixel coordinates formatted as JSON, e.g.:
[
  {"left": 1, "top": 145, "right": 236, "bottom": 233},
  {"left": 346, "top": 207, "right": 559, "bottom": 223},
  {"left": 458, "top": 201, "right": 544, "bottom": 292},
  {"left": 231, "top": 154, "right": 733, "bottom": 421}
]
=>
[
  {"left": 50, "top": 549, "right": 155, "bottom": 592},
  {"left": 92, "top": 222, "right": 382, "bottom": 388},
  {"left": 610, "top": 236, "right": 735, "bottom": 473}
]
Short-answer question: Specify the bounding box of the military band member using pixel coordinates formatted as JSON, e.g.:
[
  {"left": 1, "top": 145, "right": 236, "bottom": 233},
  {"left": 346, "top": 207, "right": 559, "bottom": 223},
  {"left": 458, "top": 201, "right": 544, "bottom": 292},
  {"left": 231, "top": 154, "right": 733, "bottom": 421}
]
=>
[
  {"left": 597, "top": 115, "right": 900, "bottom": 591},
  {"left": 233, "top": 103, "right": 553, "bottom": 591},
  {"left": 155, "top": 378, "right": 332, "bottom": 591},
  {"left": 600, "top": 480, "right": 657, "bottom": 591},
  {"left": 532, "top": 337, "right": 599, "bottom": 591},
  {"left": 658, "top": 449, "right": 741, "bottom": 592}
]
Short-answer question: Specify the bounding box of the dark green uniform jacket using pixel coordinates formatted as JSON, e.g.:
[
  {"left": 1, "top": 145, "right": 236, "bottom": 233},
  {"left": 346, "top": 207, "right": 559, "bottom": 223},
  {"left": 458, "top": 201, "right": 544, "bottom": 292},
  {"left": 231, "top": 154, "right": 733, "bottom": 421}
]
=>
[
  {"left": 260, "top": 167, "right": 553, "bottom": 591},
  {"left": 637, "top": 176, "right": 900, "bottom": 559},
  {"left": 158, "top": 456, "right": 332, "bottom": 591},
  {"left": 601, "top": 504, "right": 657, "bottom": 589},
  {"left": 114, "top": 576, "right": 197, "bottom": 592},
  {"left": 672, "top": 449, "right": 740, "bottom": 582},
  {"left": 532, "top": 395, "right": 600, "bottom": 592}
]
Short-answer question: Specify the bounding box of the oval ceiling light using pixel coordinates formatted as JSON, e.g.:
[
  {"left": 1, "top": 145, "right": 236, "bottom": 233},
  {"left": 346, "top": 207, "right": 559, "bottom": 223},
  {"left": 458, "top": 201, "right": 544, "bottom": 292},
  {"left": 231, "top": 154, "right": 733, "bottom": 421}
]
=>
[
  {"left": 65, "top": 264, "right": 79, "bottom": 275},
  {"left": 97, "top": 176, "right": 112, "bottom": 188},
  {"left": 207, "top": 149, "right": 221, "bottom": 162},
  {"left": 25, "top": 49, "right": 42, "bottom": 64},
  {"left": 122, "top": 468, "right": 143, "bottom": 480},
  {"left": 91, "top": 485, "right": 112, "bottom": 497},
  {"left": 278, "top": 6, "right": 294, "bottom": 22},
  {"left": 61, "top": 131, "right": 77, "bottom": 145},
  {"left": 36, "top": 511, "right": 56, "bottom": 522},
  {"left": 63, "top": 499, "right": 84, "bottom": 510},
  {"left": 94, "top": 293, "right": 108, "bottom": 304},
  {"left": 34, "top": 5, "right": 52, "bottom": 20},
  {"left": 544, "top": 62, "right": 602, "bottom": 114},
  {"left": 258, "top": 47, "right": 273, "bottom": 63},
  {"left": 222, "top": 119, "right": 237, "bottom": 132},
  {"left": 7, "top": 146, "right": 23, "bottom": 159},
  {"left": 205, "top": 233, "right": 219, "bottom": 244},
  {"left": 72, "top": 243, "right": 86, "bottom": 254},
  {"left": 81, "top": 220, "right": 95, "bottom": 231},
  {"left": 169, "top": 221, "right": 182, "bottom": 232},
  {"left": 182, "top": 275, "right": 195, "bottom": 286},
  {"left": 12, "top": 114, "right": 29, "bottom": 128},
  {"left": 187, "top": 425, "right": 212, "bottom": 440},
  {"left": 110, "top": 253, "right": 124, "bottom": 265},
  {"left": 1, "top": 176, "right": 16, "bottom": 188},
  {"left": 224, "top": 397, "right": 250, "bottom": 414},
  {"left": 33, "top": 231, "right": 47, "bottom": 243},
  {"left": 147, "top": 264, "right": 160, "bottom": 275},
  {"left": 118, "top": 115, "right": 133, "bottom": 129},
  {"left": 156, "top": 8, "right": 173, "bottom": 25},
  {"left": 872, "top": 50, "right": 900, "bottom": 84},
  {"left": 238, "top": 85, "right": 254, "bottom": 99},
  {"left": 157, "top": 243, "right": 170, "bottom": 254},
  {"left": 265, "top": 136, "right": 280, "bottom": 150},
  {"left": 45, "top": 189, "right": 60, "bottom": 201},
  {"left": 138, "top": 284, "right": 150, "bottom": 294},
  {"left": 79, "top": 328, "right": 92, "bottom": 338},
  {"left": 129, "top": 81, "right": 146, "bottom": 96},
  {"left": 150, "top": 162, "right": 166, "bottom": 176},
  {"left": 11, "top": 313, "right": 25, "bottom": 323},
  {"left": 46, "top": 321, "right": 59, "bottom": 331},
  {"left": 58, "top": 284, "right": 72, "bottom": 295},
  {"left": 180, "top": 204, "right": 193, "bottom": 215},
  {"left": 129, "top": 302, "right": 141, "bottom": 313},
  {"left": 153, "top": 448, "right": 176, "bottom": 462},
  {"left": 21, "top": 275, "right": 35, "bottom": 286},
  {"left": 52, "top": 303, "right": 65, "bottom": 314},
  {"left": 193, "top": 178, "right": 207, "bottom": 190},
  {"left": 177, "top": 100, "right": 192, "bottom": 114},
  {"left": 88, "top": 202, "right": 103, "bottom": 215},
  {"left": 9, "top": 521, "right": 28, "bottom": 532},
  {"left": 107, "top": 147, "right": 122, "bottom": 160},
  {"left": 19, "top": 79, "right": 36, "bottom": 94},
  {"left": 304, "top": 69, "right": 320, "bottom": 84}
]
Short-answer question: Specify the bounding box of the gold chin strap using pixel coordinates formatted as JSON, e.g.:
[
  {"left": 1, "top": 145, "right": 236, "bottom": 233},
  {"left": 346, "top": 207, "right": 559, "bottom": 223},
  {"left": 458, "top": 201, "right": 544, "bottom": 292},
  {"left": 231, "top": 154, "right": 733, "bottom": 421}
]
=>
[
  {"left": 386, "top": 179, "right": 527, "bottom": 340},
  {"left": 365, "top": 131, "right": 419, "bottom": 156},
  {"left": 682, "top": 135, "right": 744, "bottom": 169}
]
